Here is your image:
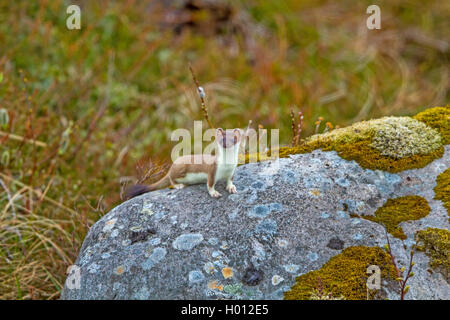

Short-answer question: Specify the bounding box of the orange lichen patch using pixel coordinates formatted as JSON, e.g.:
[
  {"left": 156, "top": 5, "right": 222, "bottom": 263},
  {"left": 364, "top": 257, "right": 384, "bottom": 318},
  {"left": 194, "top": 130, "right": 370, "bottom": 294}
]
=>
[
  {"left": 309, "top": 189, "right": 321, "bottom": 197},
  {"left": 208, "top": 280, "right": 223, "bottom": 291},
  {"left": 115, "top": 266, "right": 124, "bottom": 275},
  {"left": 222, "top": 267, "right": 233, "bottom": 279}
]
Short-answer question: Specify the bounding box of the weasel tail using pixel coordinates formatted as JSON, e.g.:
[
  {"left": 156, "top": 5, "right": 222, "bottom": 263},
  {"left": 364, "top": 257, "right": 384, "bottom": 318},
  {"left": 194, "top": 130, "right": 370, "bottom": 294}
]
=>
[{"left": 124, "top": 174, "right": 171, "bottom": 200}]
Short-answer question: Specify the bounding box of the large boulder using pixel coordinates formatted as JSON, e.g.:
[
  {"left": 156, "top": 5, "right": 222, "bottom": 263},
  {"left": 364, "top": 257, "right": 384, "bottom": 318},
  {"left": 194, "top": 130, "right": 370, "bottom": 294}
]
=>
[
  {"left": 61, "top": 152, "right": 449, "bottom": 300},
  {"left": 61, "top": 108, "right": 449, "bottom": 300}
]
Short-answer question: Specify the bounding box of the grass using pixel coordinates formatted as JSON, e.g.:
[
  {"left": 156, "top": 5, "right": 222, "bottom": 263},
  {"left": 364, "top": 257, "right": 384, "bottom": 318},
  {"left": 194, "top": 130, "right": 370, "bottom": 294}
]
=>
[{"left": 0, "top": 0, "right": 448, "bottom": 299}]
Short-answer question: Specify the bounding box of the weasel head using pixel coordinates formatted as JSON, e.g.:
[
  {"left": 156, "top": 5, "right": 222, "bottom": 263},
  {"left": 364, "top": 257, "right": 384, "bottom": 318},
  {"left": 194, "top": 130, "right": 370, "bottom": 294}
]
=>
[{"left": 216, "top": 128, "right": 242, "bottom": 149}]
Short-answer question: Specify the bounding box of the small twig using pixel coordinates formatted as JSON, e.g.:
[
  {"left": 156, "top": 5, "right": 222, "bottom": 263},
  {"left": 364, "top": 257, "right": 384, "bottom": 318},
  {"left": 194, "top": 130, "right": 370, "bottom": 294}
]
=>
[
  {"left": 239, "top": 120, "right": 253, "bottom": 156},
  {"left": 290, "top": 108, "right": 296, "bottom": 146},
  {"left": 314, "top": 117, "right": 324, "bottom": 134},
  {"left": 188, "top": 63, "right": 214, "bottom": 129},
  {"left": 244, "top": 119, "right": 253, "bottom": 137},
  {"left": 136, "top": 159, "right": 170, "bottom": 184},
  {"left": 0, "top": 131, "right": 47, "bottom": 148},
  {"left": 294, "top": 111, "right": 303, "bottom": 145},
  {"left": 290, "top": 107, "right": 304, "bottom": 146},
  {"left": 0, "top": 179, "right": 24, "bottom": 250},
  {"left": 81, "top": 194, "right": 105, "bottom": 214},
  {"left": 0, "top": 178, "right": 16, "bottom": 219},
  {"left": 399, "top": 248, "right": 415, "bottom": 299},
  {"left": 383, "top": 229, "right": 415, "bottom": 300}
]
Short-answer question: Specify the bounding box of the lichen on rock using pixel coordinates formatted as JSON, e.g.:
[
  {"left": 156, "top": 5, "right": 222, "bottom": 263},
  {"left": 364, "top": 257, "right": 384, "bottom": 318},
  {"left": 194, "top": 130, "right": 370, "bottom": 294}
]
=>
[
  {"left": 361, "top": 196, "right": 431, "bottom": 240},
  {"left": 434, "top": 168, "right": 450, "bottom": 219},
  {"left": 276, "top": 107, "right": 446, "bottom": 173},
  {"left": 415, "top": 228, "right": 449, "bottom": 281},
  {"left": 60, "top": 106, "right": 450, "bottom": 300},
  {"left": 284, "top": 246, "right": 397, "bottom": 300},
  {"left": 414, "top": 106, "right": 450, "bottom": 145},
  {"left": 370, "top": 117, "right": 441, "bottom": 158}
]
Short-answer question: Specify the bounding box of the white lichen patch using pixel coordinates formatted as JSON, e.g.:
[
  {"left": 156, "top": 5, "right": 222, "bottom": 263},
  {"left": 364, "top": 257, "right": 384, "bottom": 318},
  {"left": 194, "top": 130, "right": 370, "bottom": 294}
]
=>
[
  {"left": 220, "top": 241, "right": 229, "bottom": 250},
  {"left": 283, "top": 264, "right": 300, "bottom": 274},
  {"left": 277, "top": 239, "right": 289, "bottom": 248},
  {"left": 141, "top": 200, "right": 154, "bottom": 216},
  {"left": 103, "top": 218, "right": 117, "bottom": 232},
  {"left": 87, "top": 262, "right": 100, "bottom": 274},
  {"left": 110, "top": 229, "right": 119, "bottom": 238},
  {"left": 141, "top": 247, "right": 167, "bottom": 270},
  {"left": 370, "top": 117, "right": 442, "bottom": 158},
  {"left": 271, "top": 275, "right": 284, "bottom": 286},
  {"left": 172, "top": 233, "right": 204, "bottom": 250},
  {"left": 189, "top": 270, "right": 205, "bottom": 284}
]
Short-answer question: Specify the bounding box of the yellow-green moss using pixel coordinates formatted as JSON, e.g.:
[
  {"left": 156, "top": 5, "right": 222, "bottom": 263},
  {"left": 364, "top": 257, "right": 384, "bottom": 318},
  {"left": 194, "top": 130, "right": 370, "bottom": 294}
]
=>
[
  {"left": 284, "top": 246, "right": 397, "bottom": 300},
  {"left": 362, "top": 196, "right": 431, "bottom": 240},
  {"left": 434, "top": 168, "right": 450, "bottom": 218},
  {"left": 241, "top": 107, "right": 445, "bottom": 173},
  {"left": 415, "top": 228, "right": 450, "bottom": 280},
  {"left": 277, "top": 112, "right": 444, "bottom": 173},
  {"left": 414, "top": 106, "right": 450, "bottom": 145}
]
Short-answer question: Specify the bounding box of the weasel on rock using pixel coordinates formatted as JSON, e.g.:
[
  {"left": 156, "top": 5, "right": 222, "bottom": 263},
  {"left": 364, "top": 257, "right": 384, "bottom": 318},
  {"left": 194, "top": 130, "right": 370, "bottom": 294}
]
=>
[{"left": 125, "top": 128, "right": 244, "bottom": 199}]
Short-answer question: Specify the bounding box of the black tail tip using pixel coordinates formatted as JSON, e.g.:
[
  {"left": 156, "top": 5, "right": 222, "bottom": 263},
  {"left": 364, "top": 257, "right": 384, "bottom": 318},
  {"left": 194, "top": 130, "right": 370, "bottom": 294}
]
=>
[{"left": 124, "top": 184, "right": 151, "bottom": 200}]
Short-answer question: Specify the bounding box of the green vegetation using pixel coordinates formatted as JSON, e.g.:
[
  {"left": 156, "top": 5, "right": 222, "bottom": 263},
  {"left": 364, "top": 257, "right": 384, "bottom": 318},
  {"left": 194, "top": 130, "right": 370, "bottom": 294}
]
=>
[
  {"left": 284, "top": 246, "right": 397, "bottom": 300},
  {"left": 362, "top": 196, "right": 431, "bottom": 240},
  {"left": 0, "top": 0, "right": 448, "bottom": 299},
  {"left": 415, "top": 228, "right": 450, "bottom": 279}
]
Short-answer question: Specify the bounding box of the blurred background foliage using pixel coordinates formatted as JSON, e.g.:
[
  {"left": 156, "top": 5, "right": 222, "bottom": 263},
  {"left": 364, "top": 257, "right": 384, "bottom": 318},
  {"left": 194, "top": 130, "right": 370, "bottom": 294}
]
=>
[{"left": 0, "top": 0, "right": 448, "bottom": 299}]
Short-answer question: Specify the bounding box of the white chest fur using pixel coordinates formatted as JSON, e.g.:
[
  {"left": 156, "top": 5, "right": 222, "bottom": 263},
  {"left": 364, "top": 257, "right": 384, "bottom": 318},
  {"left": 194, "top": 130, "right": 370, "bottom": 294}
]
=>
[
  {"left": 215, "top": 163, "right": 237, "bottom": 182},
  {"left": 215, "top": 143, "right": 239, "bottom": 182}
]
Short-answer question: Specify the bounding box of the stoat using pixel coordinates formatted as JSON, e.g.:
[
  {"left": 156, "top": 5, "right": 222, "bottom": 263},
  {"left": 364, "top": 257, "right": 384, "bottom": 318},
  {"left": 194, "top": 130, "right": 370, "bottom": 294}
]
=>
[{"left": 125, "top": 128, "right": 243, "bottom": 199}]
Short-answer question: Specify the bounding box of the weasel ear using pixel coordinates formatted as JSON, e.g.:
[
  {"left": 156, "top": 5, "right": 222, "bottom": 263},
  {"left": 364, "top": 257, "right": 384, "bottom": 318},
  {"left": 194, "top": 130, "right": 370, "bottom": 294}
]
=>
[{"left": 216, "top": 128, "right": 224, "bottom": 136}]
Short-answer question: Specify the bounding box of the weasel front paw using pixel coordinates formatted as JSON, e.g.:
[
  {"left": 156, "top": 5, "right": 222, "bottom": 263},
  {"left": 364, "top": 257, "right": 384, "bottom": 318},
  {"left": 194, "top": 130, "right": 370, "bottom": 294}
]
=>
[
  {"left": 173, "top": 184, "right": 185, "bottom": 190},
  {"left": 226, "top": 184, "right": 237, "bottom": 194},
  {"left": 209, "top": 190, "right": 222, "bottom": 198}
]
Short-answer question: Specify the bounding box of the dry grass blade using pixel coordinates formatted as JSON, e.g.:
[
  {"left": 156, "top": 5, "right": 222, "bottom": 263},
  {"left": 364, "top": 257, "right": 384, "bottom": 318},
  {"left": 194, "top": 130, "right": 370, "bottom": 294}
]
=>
[{"left": 0, "top": 131, "right": 47, "bottom": 148}]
